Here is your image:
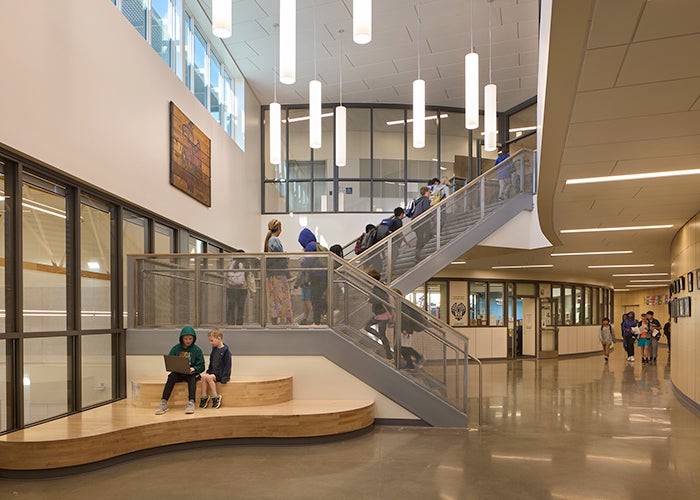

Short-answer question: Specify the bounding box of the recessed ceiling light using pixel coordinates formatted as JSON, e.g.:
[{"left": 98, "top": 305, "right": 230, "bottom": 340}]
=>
[
  {"left": 491, "top": 264, "right": 554, "bottom": 269},
  {"left": 561, "top": 225, "right": 672, "bottom": 233},
  {"left": 551, "top": 251, "right": 632, "bottom": 256},
  {"left": 588, "top": 264, "right": 654, "bottom": 269},
  {"left": 625, "top": 284, "right": 669, "bottom": 288},
  {"left": 612, "top": 273, "right": 669, "bottom": 277},
  {"left": 629, "top": 279, "right": 672, "bottom": 283},
  {"left": 451, "top": 261, "right": 466, "bottom": 264},
  {"left": 566, "top": 168, "right": 700, "bottom": 185}
]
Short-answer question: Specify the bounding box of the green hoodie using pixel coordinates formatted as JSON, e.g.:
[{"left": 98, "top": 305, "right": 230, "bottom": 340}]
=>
[{"left": 167, "top": 325, "right": 205, "bottom": 374}]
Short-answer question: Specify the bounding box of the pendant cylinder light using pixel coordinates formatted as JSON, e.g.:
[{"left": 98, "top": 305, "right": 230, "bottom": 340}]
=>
[
  {"left": 336, "top": 105, "right": 346, "bottom": 166},
  {"left": 484, "top": 83, "right": 497, "bottom": 151},
  {"left": 212, "top": 0, "right": 232, "bottom": 38},
  {"left": 353, "top": 0, "right": 372, "bottom": 44},
  {"left": 413, "top": 79, "right": 425, "bottom": 148},
  {"left": 309, "top": 80, "right": 322, "bottom": 149},
  {"left": 279, "top": 0, "right": 296, "bottom": 84},
  {"left": 270, "top": 102, "right": 281, "bottom": 165},
  {"left": 465, "top": 52, "right": 479, "bottom": 129}
]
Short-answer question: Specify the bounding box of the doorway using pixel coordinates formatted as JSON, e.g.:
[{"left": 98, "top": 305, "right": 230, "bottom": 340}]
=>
[{"left": 538, "top": 298, "right": 559, "bottom": 358}]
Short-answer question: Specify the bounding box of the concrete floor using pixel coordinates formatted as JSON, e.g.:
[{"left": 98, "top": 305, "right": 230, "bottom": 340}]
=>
[{"left": 3, "top": 346, "right": 699, "bottom": 499}]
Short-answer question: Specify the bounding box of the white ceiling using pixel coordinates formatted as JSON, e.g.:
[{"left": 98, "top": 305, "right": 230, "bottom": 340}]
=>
[
  {"left": 202, "top": 0, "right": 539, "bottom": 110},
  {"left": 456, "top": 0, "right": 700, "bottom": 291},
  {"left": 203, "top": 0, "right": 700, "bottom": 292}
]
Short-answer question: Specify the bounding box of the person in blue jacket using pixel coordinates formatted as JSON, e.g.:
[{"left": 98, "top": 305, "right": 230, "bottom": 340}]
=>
[
  {"left": 621, "top": 311, "right": 638, "bottom": 362},
  {"left": 298, "top": 228, "right": 328, "bottom": 325},
  {"left": 198, "top": 328, "right": 232, "bottom": 409}
]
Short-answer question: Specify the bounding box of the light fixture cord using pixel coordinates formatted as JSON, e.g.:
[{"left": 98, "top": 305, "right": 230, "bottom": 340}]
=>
[
  {"left": 339, "top": 31, "right": 343, "bottom": 106},
  {"left": 314, "top": 7, "right": 318, "bottom": 79},
  {"left": 470, "top": 0, "right": 474, "bottom": 52},
  {"left": 273, "top": 24, "right": 278, "bottom": 102},
  {"left": 488, "top": 0, "right": 492, "bottom": 83},
  {"left": 416, "top": 4, "right": 421, "bottom": 79}
]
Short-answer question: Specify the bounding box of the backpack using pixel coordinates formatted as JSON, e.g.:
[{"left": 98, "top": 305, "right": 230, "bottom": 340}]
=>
[
  {"left": 227, "top": 261, "right": 246, "bottom": 286},
  {"left": 374, "top": 218, "right": 393, "bottom": 242},
  {"left": 354, "top": 234, "right": 365, "bottom": 255},
  {"left": 404, "top": 198, "right": 416, "bottom": 218},
  {"left": 361, "top": 228, "right": 378, "bottom": 251}
]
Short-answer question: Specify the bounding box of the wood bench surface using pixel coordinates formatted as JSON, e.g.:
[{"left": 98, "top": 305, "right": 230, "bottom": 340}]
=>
[
  {"left": 131, "top": 375, "right": 294, "bottom": 408},
  {"left": 0, "top": 399, "right": 375, "bottom": 470}
]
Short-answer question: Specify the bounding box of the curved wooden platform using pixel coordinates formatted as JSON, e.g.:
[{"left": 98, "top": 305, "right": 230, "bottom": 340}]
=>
[
  {"left": 131, "top": 375, "right": 293, "bottom": 408},
  {"left": 0, "top": 399, "right": 375, "bottom": 471}
]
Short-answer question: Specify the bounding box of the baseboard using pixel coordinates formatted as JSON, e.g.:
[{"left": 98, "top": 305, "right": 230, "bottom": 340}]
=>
[{"left": 671, "top": 382, "right": 700, "bottom": 417}]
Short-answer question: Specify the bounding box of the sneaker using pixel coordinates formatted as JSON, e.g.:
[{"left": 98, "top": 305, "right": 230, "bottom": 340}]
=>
[
  {"left": 604, "top": 356, "right": 608, "bottom": 362},
  {"left": 185, "top": 400, "right": 195, "bottom": 414},
  {"left": 629, "top": 356, "right": 635, "bottom": 362},
  {"left": 416, "top": 357, "right": 425, "bottom": 369},
  {"left": 211, "top": 395, "right": 222, "bottom": 409},
  {"left": 199, "top": 396, "right": 210, "bottom": 409},
  {"left": 154, "top": 400, "right": 168, "bottom": 415}
]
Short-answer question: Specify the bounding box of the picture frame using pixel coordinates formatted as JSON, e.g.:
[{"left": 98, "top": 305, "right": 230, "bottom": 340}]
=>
[
  {"left": 169, "top": 101, "right": 212, "bottom": 207},
  {"left": 689, "top": 272, "right": 694, "bottom": 292},
  {"left": 680, "top": 275, "right": 685, "bottom": 290}
]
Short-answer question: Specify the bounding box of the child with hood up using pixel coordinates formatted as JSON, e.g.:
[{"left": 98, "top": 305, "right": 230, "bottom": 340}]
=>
[
  {"left": 298, "top": 228, "right": 328, "bottom": 325},
  {"left": 155, "top": 325, "right": 205, "bottom": 415}
]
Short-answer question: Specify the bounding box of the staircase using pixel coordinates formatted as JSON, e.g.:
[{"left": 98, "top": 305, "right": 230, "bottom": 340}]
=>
[{"left": 349, "top": 150, "right": 537, "bottom": 293}]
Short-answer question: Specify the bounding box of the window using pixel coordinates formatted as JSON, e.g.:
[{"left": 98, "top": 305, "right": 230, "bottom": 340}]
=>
[
  {"left": 121, "top": 0, "right": 147, "bottom": 39},
  {"left": 150, "top": 0, "right": 172, "bottom": 66},
  {"left": 489, "top": 283, "right": 505, "bottom": 326},
  {"left": 80, "top": 195, "right": 112, "bottom": 330},
  {"left": 469, "top": 282, "right": 487, "bottom": 326},
  {"left": 193, "top": 26, "right": 208, "bottom": 107},
  {"left": 210, "top": 53, "right": 222, "bottom": 122},
  {"left": 22, "top": 175, "right": 67, "bottom": 332}
]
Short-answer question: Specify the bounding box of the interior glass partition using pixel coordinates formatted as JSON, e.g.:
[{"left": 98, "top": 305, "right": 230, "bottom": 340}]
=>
[
  {"left": 80, "top": 196, "right": 112, "bottom": 330},
  {"left": 81, "top": 333, "right": 114, "bottom": 407},
  {"left": 22, "top": 175, "right": 67, "bottom": 333},
  {"left": 23, "top": 337, "right": 69, "bottom": 425}
]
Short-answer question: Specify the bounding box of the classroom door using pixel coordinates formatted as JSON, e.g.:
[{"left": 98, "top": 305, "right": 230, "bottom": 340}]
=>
[{"left": 538, "top": 298, "right": 559, "bottom": 358}]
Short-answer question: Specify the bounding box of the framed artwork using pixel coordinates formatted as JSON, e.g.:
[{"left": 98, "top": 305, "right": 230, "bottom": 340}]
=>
[
  {"left": 170, "top": 102, "right": 211, "bottom": 207},
  {"left": 689, "top": 272, "right": 694, "bottom": 292},
  {"left": 680, "top": 275, "right": 685, "bottom": 290},
  {"left": 669, "top": 284, "right": 674, "bottom": 296}
]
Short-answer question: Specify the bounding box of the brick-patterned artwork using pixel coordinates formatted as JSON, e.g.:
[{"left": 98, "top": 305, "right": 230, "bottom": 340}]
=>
[{"left": 170, "top": 102, "right": 211, "bottom": 206}]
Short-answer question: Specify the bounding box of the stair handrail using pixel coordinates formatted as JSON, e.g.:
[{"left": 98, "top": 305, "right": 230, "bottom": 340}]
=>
[{"left": 348, "top": 149, "right": 537, "bottom": 281}]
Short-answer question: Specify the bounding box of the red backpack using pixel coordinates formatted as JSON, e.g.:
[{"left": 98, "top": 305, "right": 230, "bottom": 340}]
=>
[{"left": 354, "top": 234, "right": 364, "bottom": 255}]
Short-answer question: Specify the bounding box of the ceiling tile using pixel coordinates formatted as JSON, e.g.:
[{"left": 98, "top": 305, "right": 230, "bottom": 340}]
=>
[
  {"left": 634, "top": 0, "right": 700, "bottom": 41},
  {"left": 561, "top": 135, "right": 700, "bottom": 165},
  {"left": 572, "top": 78, "right": 700, "bottom": 123},
  {"left": 587, "top": 0, "right": 645, "bottom": 49},
  {"left": 577, "top": 46, "right": 626, "bottom": 92},
  {"left": 617, "top": 34, "right": 700, "bottom": 86}
]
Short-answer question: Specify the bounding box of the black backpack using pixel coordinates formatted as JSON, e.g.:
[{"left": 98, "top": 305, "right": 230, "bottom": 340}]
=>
[{"left": 374, "top": 218, "right": 393, "bottom": 242}]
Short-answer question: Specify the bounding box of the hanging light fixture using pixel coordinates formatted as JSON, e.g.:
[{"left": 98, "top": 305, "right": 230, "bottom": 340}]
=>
[
  {"left": 336, "top": 30, "right": 346, "bottom": 167},
  {"left": 309, "top": 10, "right": 322, "bottom": 149},
  {"left": 270, "top": 25, "right": 281, "bottom": 165},
  {"left": 353, "top": 0, "right": 372, "bottom": 44},
  {"left": 212, "top": 0, "right": 232, "bottom": 38},
  {"left": 484, "top": 0, "right": 497, "bottom": 151},
  {"left": 279, "top": 0, "right": 296, "bottom": 84},
  {"left": 465, "top": 0, "right": 479, "bottom": 129},
  {"left": 413, "top": 5, "right": 425, "bottom": 149}
]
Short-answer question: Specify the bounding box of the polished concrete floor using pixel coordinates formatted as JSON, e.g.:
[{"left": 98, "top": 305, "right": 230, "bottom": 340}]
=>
[{"left": 3, "top": 346, "right": 699, "bottom": 499}]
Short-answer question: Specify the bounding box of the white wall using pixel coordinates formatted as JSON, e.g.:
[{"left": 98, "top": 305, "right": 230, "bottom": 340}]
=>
[
  {"left": 670, "top": 212, "right": 700, "bottom": 407},
  {"left": 0, "top": 0, "right": 261, "bottom": 248}
]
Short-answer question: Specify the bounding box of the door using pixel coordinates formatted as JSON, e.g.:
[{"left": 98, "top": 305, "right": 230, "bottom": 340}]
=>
[{"left": 538, "top": 298, "right": 558, "bottom": 358}]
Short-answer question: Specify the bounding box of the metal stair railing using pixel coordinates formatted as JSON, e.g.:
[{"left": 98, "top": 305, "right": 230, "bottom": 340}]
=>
[
  {"left": 128, "top": 251, "right": 483, "bottom": 425},
  {"left": 348, "top": 149, "right": 537, "bottom": 284}
]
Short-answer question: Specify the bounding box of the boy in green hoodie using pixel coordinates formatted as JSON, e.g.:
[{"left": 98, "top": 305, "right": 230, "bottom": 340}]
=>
[{"left": 155, "top": 325, "right": 205, "bottom": 415}]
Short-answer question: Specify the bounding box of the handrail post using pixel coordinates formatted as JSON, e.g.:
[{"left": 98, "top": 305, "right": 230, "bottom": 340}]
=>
[
  {"left": 386, "top": 236, "right": 393, "bottom": 283},
  {"left": 327, "top": 254, "right": 334, "bottom": 327},
  {"left": 260, "top": 256, "right": 267, "bottom": 328},
  {"left": 436, "top": 208, "right": 441, "bottom": 250},
  {"left": 464, "top": 339, "right": 469, "bottom": 415},
  {"left": 194, "top": 256, "right": 201, "bottom": 327},
  {"left": 394, "top": 298, "right": 402, "bottom": 370},
  {"left": 479, "top": 177, "right": 485, "bottom": 219}
]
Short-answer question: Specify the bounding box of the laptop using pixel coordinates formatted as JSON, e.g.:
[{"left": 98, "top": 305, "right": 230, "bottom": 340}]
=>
[{"left": 163, "top": 355, "right": 192, "bottom": 374}]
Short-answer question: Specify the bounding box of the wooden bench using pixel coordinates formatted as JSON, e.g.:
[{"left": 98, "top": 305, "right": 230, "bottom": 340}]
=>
[
  {"left": 0, "top": 373, "right": 375, "bottom": 472},
  {"left": 131, "top": 375, "right": 293, "bottom": 408}
]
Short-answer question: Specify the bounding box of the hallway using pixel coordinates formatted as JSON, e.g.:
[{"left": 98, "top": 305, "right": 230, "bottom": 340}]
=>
[{"left": 3, "top": 346, "right": 699, "bottom": 499}]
